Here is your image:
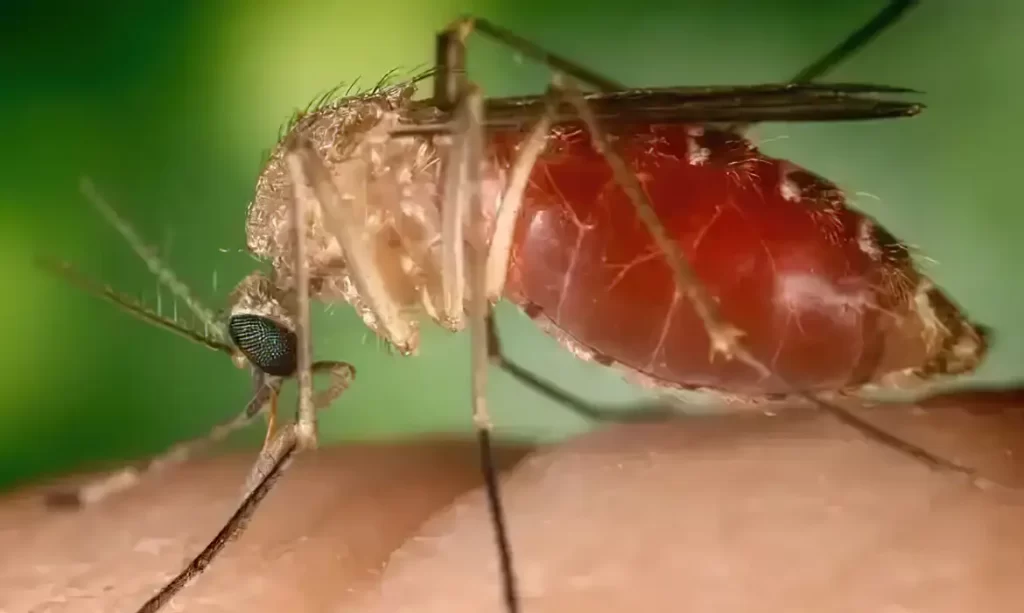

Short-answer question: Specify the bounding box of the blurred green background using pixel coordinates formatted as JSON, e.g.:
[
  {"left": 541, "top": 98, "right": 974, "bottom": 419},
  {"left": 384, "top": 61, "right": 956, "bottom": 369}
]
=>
[{"left": 1, "top": 0, "right": 1021, "bottom": 491}]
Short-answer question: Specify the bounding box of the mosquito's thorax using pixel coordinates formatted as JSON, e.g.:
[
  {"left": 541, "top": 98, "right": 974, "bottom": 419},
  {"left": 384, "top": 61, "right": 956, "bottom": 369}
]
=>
[{"left": 243, "top": 78, "right": 506, "bottom": 355}]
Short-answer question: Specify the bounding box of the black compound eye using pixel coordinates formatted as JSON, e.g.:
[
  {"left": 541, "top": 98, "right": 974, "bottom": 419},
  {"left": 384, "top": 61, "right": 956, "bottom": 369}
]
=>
[{"left": 228, "top": 314, "right": 298, "bottom": 377}]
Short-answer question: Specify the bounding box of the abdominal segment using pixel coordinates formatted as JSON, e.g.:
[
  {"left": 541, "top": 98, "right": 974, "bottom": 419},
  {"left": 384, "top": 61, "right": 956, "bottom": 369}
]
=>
[{"left": 495, "top": 123, "right": 986, "bottom": 395}]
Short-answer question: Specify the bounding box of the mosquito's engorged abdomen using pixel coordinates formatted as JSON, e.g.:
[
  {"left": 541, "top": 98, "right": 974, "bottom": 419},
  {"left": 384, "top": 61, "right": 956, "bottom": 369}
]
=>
[{"left": 498, "top": 123, "right": 988, "bottom": 395}]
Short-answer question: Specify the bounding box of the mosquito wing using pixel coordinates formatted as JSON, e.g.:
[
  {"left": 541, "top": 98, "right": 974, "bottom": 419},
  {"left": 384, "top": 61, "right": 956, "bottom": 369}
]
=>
[{"left": 399, "top": 82, "right": 922, "bottom": 133}]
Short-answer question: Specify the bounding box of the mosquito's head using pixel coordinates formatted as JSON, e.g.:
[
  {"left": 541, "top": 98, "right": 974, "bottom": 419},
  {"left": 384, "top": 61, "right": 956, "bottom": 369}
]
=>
[{"left": 227, "top": 270, "right": 298, "bottom": 377}]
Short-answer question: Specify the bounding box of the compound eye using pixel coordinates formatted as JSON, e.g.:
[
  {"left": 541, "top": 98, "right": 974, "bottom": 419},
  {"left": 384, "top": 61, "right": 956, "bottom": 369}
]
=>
[{"left": 228, "top": 314, "right": 298, "bottom": 377}]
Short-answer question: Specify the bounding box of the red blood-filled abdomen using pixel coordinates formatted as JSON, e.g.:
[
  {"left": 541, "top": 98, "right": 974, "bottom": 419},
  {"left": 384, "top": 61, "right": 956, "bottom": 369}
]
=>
[{"left": 492, "top": 124, "right": 985, "bottom": 395}]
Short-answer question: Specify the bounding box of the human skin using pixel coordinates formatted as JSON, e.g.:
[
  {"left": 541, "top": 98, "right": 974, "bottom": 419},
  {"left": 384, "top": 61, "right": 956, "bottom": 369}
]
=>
[{"left": 3, "top": 401, "right": 1024, "bottom": 613}]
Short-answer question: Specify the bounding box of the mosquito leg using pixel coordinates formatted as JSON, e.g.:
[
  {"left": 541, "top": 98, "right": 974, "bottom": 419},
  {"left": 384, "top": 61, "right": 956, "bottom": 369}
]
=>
[
  {"left": 790, "top": 0, "right": 918, "bottom": 83},
  {"left": 727, "top": 0, "right": 919, "bottom": 133},
  {"left": 799, "top": 392, "right": 979, "bottom": 477},
  {"left": 46, "top": 356, "right": 352, "bottom": 511},
  {"left": 484, "top": 89, "right": 556, "bottom": 302},
  {"left": 434, "top": 22, "right": 522, "bottom": 613},
  {"left": 460, "top": 85, "right": 490, "bottom": 439},
  {"left": 437, "top": 17, "right": 624, "bottom": 103},
  {"left": 286, "top": 137, "right": 318, "bottom": 451},
  {"left": 437, "top": 56, "right": 470, "bottom": 329},
  {"left": 485, "top": 315, "right": 679, "bottom": 423},
  {"left": 436, "top": 22, "right": 521, "bottom": 612},
  {"left": 464, "top": 86, "right": 521, "bottom": 613},
  {"left": 278, "top": 134, "right": 349, "bottom": 451},
  {"left": 310, "top": 360, "right": 357, "bottom": 417},
  {"left": 46, "top": 378, "right": 281, "bottom": 509}
]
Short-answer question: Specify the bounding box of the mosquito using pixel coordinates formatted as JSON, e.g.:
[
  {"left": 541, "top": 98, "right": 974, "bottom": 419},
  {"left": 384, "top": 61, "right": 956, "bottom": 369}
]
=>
[{"left": 39, "top": 1, "right": 1023, "bottom": 611}]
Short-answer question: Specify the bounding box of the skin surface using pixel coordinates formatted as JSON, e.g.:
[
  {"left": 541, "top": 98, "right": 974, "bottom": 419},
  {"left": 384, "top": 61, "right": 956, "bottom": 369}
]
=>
[{"left": 3, "top": 402, "right": 1024, "bottom": 613}]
